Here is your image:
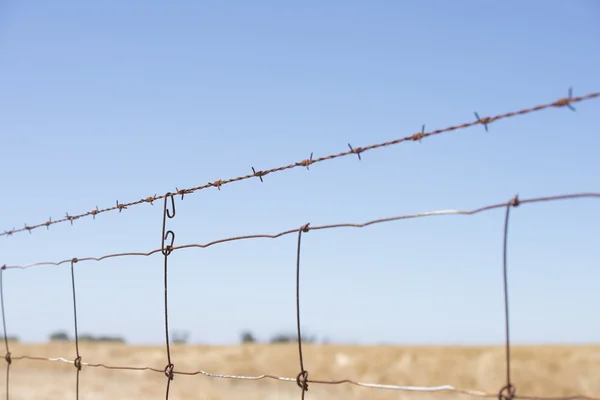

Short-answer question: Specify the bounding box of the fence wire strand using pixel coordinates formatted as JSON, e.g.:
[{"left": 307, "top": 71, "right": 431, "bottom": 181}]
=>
[
  {"left": 70, "top": 259, "right": 82, "bottom": 400},
  {"left": 499, "top": 197, "right": 518, "bottom": 400},
  {"left": 3, "top": 192, "right": 598, "bottom": 271},
  {"left": 2, "top": 89, "right": 598, "bottom": 238},
  {"left": 0, "top": 269, "right": 10, "bottom": 400},
  {"left": 161, "top": 194, "right": 176, "bottom": 400},
  {"left": 3, "top": 353, "right": 599, "bottom": 400},
  {"left": 2, "top": 88, "right": 599, "bottom": 399},
  {"left": 295, "top": 224, "right": 310, "bottom": 399},
  {"left": 1, "top": 191, "right": 599, "bottom": 399}
]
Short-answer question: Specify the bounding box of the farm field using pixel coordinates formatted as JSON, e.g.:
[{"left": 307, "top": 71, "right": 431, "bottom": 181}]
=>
[{"left": 1, "top": 342, "right": 599, "bottom": 399}]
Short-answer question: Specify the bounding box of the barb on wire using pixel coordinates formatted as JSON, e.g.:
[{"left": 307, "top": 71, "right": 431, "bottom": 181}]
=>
[
  {"left": 3, "top": 192, "right": 599, "bottom": 271},
  {"left": 347, "top": 143, "right": 362, "bottom": 160},
  {"left": 565, "top": 87, "right": 577, "bottom": 112},
  {"left": 295, "top": 223, "right": 310, "bottom": 399},
  {"left": 0, "top": 267, "right": 11, "bottom": 400},
  {"left": 161, "top": 193, "right": 176, "bottom": 400},
  {"left": 252, "top": 167, "right": 267, "bottom": 182},
  {"left": 70, "top": 259, "right": 83, "bottom": 400},
  {"left": 5, "top": 354, "right": 599, "bottom": 400},
  {"left": 303, "top": 152, "right": 314, "bottom": 170},
  {"left": 414, "top": 124, "right": 426, "bottom": 142},
  {"left": 474, "top": 112, "right": 491, "bottom": 132},
  {"left": 2, "top": 90, "right": 598, "bottom": 238},
  {"left": 116, "top": 200, "right": 127, "bottom": 212}
]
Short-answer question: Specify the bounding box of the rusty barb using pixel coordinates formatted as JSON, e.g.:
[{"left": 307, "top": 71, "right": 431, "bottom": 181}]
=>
[{"left": 1, "top": 88, "right": 598, "bottom": 238}]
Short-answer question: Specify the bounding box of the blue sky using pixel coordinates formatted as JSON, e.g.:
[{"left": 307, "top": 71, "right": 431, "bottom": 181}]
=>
[{"left": 1, "top": 1, "right": 599, "bottom": 346}]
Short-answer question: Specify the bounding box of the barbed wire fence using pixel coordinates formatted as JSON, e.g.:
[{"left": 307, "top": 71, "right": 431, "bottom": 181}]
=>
[{"left": 1, "top": 89, "right": 599, "bottom": 400}]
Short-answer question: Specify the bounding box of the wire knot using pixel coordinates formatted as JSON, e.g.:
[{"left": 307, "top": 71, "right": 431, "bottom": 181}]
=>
[
  {"left": 65, "top": 213, "right": 76, "bottom": 225},
  {"left": 296, "top": 370, "right": 309, "bottom": 391},
  {"left": 210, "top": 180, "right": 223, "bottom": 191},
  {"left": 162, "top": 231, "right": 175, "bottom": 256},
  {"left": 300, "top": 223, "right": 310, "bottom": 233},
  {"left": 347, "top": 143, "right": 362, "bottom": 160},
  {"left": 411, "top": 124, "right": 427, "bottom": 142},
  {"left": 145, "top": 195, "right": 157, "bottom": 205},
  {"left": 297, "top": 152, "right": 314, "bottom": 170},
  {"left": 474, "top": 112, "right": 492, "bottom": 132},
  {"left": 411, "top": 133, "right": 426, "bottom": 142},
  {"left": 553, "top": 98, "right": 572, "bottom": 107},
  {"left": 4, "top": 352, "right": 11, "bottom": 364},
  {"left": 116, "top": 200, "right": 128, "bottom": 212},
  {"left": 498, "top": 383, "right": 516, "bottom": 400},
  {"left": 509, "top": 195, "right": 520, "bottom": 207},
  {"left": 252, "top": 167, "right": 267, "bottom": 182},
  {"left": 71, "top": 258, "right": 79, "bottom": 264},
  {"left": 553, "top": 88, "right": 576, "bottom": 112},
  {"left": 164, "top": 363, "right": 175, "bottom": 381},
  {"left": 175, "top": 187, "right": 186, "bottom": 200},
  {"left": 74, "top": 356, "right": 82, "bottom": 371}
]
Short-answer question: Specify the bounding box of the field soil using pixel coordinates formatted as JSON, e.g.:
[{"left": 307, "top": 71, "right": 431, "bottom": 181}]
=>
[{"left": 1, "top": 342, "right": 599, "bottom": 400}]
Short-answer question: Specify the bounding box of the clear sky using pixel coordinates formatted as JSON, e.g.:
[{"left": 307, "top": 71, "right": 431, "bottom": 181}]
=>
[{"left": 1, "top": 1, "right": 599, "bottom": 346}]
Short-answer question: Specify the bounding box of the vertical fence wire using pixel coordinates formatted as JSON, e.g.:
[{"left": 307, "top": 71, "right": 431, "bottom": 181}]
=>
[
  {"left": 0, "top": 268, "right": 10, "bottom": 400},
  {"left": 161, "top": 194, "right": 176, "bottom": 400},
  {"left": 498, "top": 196, "right": 519, "bottom": 400},
  {"left": 0, "top": 192, "right": 598, "bottom": 399},
  {"left": 70, "top": 259, "right": 83, "bottom": 399},
  {"left": 295, "top": 223, "right": 311, "bottom": 399}
]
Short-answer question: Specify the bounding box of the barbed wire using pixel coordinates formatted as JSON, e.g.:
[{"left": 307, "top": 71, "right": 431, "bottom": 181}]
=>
[
  {"left": 3, "top": 192, "right": 597, "bottom": 271},
  {"left": 2, "top": 191, "right": 599, "bottom": 399},
  {"left": 2, "top": 88, "right": 598, "bottom": 238},
  {"left": 2, "top": 89, "right": 598, "bottom": 399}
]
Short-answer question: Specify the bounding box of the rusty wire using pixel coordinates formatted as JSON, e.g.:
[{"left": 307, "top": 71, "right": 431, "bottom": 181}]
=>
[
  {"left": 0, "top": 269, "right": 11, "bottom": 400},
  {"left": 70, "top": 259, "right": 82, "bottom": 400},
  {"left": 2, "top": 354, "right": 598, "bottom": 400},
  {"left": 1, "top": 192, "right": 599, "bottom": 399},
  {"left": 161, "top": 193, "right": 177, "bottom": 400},
  {"left": 295, "top": 223, "right": 310, "bottom": 399},
  {"left": 498, "top": 196, "right": 519, "bottom": 400},
  {"left": 1, "top": 89, "right": 598, "bottom": 239},
  {"left": 2, "top": 192, "right": 598, "bottom": 271}
]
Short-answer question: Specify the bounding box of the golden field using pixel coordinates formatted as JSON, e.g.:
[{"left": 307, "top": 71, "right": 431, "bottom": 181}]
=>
[{"left": 1, "top": 342, "right": 599, "bottom": 399}]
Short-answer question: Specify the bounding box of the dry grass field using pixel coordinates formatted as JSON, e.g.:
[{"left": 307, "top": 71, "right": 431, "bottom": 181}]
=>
[{"left": 1, "top": 342, "right": 599, "bottom": 399}]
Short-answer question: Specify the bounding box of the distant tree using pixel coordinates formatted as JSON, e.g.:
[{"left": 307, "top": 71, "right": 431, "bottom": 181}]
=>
[
  {"left": 269, "top": 332, "right": 317, "bottom": 344},
  {"left": 171, "top": 331, "right": 189, "bottom": 345},
  {"left": 96, "top": 335, "right": 125, "bottom": 343},
  {"left": 240, "top": 330, "right": 256, "bottom": 344},
  {"left": 79, "top": 334, "right": 95, "bottom": 342},
  {"left": 304, "top": 334, "right": 317, "bottom": 344},
  {"left": 75, "top": 334, "right": 125, "bottom": 343},
  {"left": 49, "top": 331, "right": 70, "bottom": 342},
  {"left": 269, "top": 333, "right": 294, "bottom": 344},
  {"left": 0, "top": 335, "right": 19, "bottom": 342}
]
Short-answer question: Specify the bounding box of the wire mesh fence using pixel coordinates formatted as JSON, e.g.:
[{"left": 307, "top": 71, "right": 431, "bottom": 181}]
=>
[{"left": 1, "top": 89, "right": 599, "bottom": 399}]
